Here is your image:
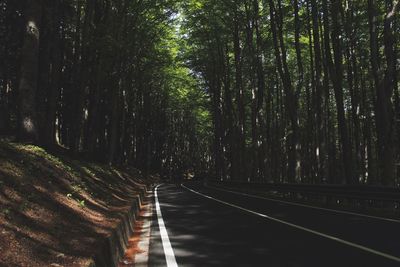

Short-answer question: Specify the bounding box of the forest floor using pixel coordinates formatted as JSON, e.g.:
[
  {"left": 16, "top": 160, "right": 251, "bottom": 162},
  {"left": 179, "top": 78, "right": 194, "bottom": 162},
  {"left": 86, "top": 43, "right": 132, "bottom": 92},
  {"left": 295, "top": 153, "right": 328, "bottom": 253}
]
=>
[{"left": 0, "top": 139, "right": 157, "bottom": 267}]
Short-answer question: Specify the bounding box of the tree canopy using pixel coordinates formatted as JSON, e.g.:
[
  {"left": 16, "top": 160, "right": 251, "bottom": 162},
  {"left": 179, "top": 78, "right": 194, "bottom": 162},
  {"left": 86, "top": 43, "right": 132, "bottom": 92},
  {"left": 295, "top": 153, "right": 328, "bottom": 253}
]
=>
[{"left": 1, "top": 0, "right": 400, "bottom": 186}]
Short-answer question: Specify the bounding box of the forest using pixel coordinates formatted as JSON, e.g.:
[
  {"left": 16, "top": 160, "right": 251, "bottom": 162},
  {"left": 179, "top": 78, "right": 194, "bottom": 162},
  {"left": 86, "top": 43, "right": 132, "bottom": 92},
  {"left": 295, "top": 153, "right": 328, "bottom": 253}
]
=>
[{"left": 1, "top": 0, "right": 400, "bottom": 187}]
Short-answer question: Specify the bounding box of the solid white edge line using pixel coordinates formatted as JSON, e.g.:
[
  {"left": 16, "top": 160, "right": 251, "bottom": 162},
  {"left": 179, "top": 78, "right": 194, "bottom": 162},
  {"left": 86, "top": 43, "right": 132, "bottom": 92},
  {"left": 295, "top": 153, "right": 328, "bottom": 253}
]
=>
[
  {"left": 182, "top": 184, "right": 400, "bottom": 263},
  {"left": 206, "top": 184, "right": 400, "bottom": 223},
  {"left": 155, "top": 184, "right": 178, "bottom": 267}
]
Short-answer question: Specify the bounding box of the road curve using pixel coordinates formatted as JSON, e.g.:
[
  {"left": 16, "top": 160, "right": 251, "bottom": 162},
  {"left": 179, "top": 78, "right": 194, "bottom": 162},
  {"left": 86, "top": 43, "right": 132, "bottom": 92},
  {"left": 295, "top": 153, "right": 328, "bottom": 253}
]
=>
[{"left": 149, "top": 181, "right": 400, "bottom": 267}]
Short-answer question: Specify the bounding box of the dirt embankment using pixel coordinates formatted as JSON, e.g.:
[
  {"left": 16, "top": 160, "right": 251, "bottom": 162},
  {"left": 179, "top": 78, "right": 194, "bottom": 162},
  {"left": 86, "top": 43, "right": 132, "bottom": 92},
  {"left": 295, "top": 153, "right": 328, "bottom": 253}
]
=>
[{"left": 0, "top": 141, "right": 157, "bottom": 267}]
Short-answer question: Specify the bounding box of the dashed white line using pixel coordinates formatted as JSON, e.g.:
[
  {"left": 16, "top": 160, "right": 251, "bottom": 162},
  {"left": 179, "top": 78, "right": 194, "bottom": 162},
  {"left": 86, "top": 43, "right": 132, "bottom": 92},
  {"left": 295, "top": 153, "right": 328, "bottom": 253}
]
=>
[
  {"left": 155, "top": 184, "right": 178, "bottom": 267},
  {"left": 206, "top": 184, "right": 400, "bottom": 223},
  {"left": 182, "top": 184, "right": 400, "bottom": 263}
]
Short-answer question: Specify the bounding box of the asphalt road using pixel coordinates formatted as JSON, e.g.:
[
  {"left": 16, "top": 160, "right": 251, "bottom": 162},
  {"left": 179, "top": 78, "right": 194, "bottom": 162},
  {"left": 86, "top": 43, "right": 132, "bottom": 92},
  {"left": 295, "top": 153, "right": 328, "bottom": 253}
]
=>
[{"left": 149, "top": 181, "right": 400, "bottom": 267}]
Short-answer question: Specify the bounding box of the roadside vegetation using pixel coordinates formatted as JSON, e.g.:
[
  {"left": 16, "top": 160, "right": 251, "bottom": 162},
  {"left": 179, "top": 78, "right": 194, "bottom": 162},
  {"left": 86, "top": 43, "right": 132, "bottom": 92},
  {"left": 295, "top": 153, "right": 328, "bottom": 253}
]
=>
[{"left": 0, "top": 140, "right": 156, "bottom": 267}]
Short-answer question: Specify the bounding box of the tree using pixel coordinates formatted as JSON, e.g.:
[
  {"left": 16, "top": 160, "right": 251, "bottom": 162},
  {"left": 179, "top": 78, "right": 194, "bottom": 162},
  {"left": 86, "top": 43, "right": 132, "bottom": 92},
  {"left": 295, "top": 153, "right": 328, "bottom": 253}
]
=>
[
  {"left": 17, "top": 0, "right": 42, "bottom": 142},
  {"left": 2, "top": 0, "right": 400, "bottom": 187}
]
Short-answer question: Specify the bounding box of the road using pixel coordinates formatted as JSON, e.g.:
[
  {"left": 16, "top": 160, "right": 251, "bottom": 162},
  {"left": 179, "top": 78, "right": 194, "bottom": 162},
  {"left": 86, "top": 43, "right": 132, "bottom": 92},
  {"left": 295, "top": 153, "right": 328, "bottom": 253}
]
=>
[{"left": 148, "top": 181, "right": 400, "bottom": 267}]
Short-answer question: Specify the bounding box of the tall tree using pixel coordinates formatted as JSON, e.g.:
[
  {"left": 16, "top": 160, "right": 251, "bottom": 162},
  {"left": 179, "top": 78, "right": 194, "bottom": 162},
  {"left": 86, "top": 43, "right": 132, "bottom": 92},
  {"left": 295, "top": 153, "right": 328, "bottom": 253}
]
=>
[
  {"left": 322, "top": 0, "right": 355, "bottom": 184},
  {"left": 17, "top": 0, "right": 42, "bottom": 142},
  {"left": 368, "top": 0, "right": 399, "bottom": 185}
]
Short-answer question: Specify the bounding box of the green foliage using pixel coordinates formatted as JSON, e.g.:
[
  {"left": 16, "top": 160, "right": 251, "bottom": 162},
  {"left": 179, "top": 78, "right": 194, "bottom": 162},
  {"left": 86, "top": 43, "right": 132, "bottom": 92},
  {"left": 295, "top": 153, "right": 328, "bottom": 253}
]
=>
[
  {"left": 175, "top": 0, "right": 400, "bottom": 185},
  {"left": 5, "top": 0, "right": 397, "bottom": 185},
  {"left": 66, "top": 193, "right": 86, "bottom": 208},
  {"left": 1, "top": 208, "right": 10, "bottom": 215}
]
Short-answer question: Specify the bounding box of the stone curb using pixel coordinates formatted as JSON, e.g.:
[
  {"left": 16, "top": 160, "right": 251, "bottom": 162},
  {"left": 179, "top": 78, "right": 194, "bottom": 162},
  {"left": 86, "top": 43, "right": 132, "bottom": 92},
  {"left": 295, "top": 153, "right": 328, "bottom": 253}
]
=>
[{"left": 86, "top": 184, "right": 153, "bottom": 267}]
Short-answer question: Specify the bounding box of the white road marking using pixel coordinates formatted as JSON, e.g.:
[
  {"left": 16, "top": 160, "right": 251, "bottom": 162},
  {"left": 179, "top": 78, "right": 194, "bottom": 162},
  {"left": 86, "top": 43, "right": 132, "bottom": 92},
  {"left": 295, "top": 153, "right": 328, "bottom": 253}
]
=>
[
  {"left": 182, "top": 184, "right": 400, "bottom": 263},
  {"left": 206, "top": 184, "right": 400, "bottom": 223},
  {"left": 155, "top": 184, "right": 178, "bottom": 267}
]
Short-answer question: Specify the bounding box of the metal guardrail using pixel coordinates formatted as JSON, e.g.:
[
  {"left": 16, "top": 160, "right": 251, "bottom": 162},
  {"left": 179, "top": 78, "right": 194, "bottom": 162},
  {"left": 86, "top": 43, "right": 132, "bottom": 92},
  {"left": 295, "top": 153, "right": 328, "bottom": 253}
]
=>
[{"left": 208, "top": 181, "right": 400, "bottom": 203}]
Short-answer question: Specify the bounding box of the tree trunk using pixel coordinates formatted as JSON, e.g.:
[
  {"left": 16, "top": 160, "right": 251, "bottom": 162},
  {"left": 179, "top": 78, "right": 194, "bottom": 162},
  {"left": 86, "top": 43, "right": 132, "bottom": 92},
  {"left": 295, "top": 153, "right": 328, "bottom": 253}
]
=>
[
  {"left": 310, "top": 0, "right": 325, "bottom": 183},
  {"left": 233, "top": 8, "right": 246, "bottom": 181},
  {"left": 40, "top": 0, "right": 63, "bottom": 147},
  {"left": 378, "top": 0, "right": 399, "bottom": 185},
  {"left": 244, "top": 1, "right": 258, "bottom": 181},
  {"left": 293, "top": 0, "right": 304, "bottom": 180},
  {"left": 269, "top": 0, "right": 298, "bottom": 183},
  {"left": 108, "top": 78, "right": 121, "bottom": 165},
  {"left": 253, "top": 0, "right": 266, "bottom": 181},
  {"left": 368, "top": 0, "right": 398, "bottom": 186},
  {"left": 17, "top": 0, "right": 42, "bottom": 143},
  {"left": 323, "top": 0, "right": 355, "bottom": 184}
]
